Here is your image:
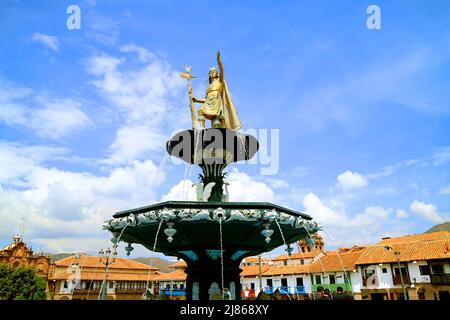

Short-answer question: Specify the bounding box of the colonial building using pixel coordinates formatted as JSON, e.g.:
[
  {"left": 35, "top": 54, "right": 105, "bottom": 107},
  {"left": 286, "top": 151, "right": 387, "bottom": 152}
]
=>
[
  {"left": 307, "top": 246, "right": 366, "bottom": 298},
  {"left": 240, "top": 235, "right": 326, "bottom": 299},
  {"left": 0, "top": 235, "right": 51, "bottom": 279},
  {"left": 49, "top": 255, "right": 159, "bottom": 300},
  {"left": 355, "top": 231, "right": 450, "bottom": 300},
  {"left": 154, "top": 268, "right": 187, "bottom": 300}
]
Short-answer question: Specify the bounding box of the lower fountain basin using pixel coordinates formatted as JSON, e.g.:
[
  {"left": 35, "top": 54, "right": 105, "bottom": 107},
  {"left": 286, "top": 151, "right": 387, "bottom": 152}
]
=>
[
  {"left": 104, "top": 201, "right": 319, "bottom": 260},
  {"left": 103, "top": 201, "right": 320, "bottom": 300}
]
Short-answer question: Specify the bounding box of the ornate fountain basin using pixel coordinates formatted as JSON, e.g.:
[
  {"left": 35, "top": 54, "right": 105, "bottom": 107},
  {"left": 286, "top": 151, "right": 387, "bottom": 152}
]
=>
[
  {"left": 103, "top": 201, "right": 319, "bottom": 259},
  {"left": 103, "top": 201, "right": 320, "bottom": 300}
]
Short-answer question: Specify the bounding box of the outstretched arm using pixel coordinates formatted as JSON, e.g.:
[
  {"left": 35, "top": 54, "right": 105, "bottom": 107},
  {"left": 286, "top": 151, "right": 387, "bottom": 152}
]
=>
[
  {"left": 192, "top": 97, "right": 205, "bottom": 103},
  {"left": 217, "top": 51, "right": 224, "bottom": 82}
]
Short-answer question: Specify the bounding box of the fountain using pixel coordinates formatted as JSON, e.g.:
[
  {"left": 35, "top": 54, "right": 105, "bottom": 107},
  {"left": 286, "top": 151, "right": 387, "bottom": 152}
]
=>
[{"left": 102, "top": 52, "right": 320, "bottom": 300}]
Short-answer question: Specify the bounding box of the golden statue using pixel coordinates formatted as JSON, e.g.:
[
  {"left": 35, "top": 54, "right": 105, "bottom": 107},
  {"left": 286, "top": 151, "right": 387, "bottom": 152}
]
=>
[{"left": 180, "top": 52, "right": 242, "bottom": 131}]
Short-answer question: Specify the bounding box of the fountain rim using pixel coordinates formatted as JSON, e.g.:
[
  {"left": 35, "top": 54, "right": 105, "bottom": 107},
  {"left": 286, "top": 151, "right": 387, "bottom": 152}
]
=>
[{"left": 112, "top": 200, "right": 312, "bottom": 220}]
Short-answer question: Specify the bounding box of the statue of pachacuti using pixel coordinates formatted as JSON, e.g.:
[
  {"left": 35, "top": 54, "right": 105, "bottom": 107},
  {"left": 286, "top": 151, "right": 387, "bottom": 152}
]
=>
[{"left": 180, "top": 51, "right": 242, "bottom": 131}]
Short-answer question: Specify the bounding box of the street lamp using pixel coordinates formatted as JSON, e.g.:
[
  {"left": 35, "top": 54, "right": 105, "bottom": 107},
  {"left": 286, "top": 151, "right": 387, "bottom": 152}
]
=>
[
  {"left": 258, "top": 255, "right": 263, "bottom": 296},
  {"left": 98, "top": 246, "right": 117, "bottom": 300},
  {"left": 385, "top": 246, "right": 407, "bottom": 300}
]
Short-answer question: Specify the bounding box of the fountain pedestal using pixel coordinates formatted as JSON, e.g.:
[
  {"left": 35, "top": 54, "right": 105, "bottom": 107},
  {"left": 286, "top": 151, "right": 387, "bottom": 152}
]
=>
[
  {"left": 184, "top": 252, "right": 242, "bottom": 300},
  {"left": 103, "top": 128, "right": 320, "bottom": 300}
]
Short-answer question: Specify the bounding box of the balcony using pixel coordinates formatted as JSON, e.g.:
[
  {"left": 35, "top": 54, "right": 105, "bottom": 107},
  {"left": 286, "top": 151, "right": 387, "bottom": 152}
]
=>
[
  {"left": 430, "top": 274, "right": 450, "bottom": 285},
  {"left": 392, "top": 274, "right": 410, "bottom": 286},
  {"left": 159, "top": 289, "right": 186, "bottom": 296},
  {"left": 312, "top": 283, "right": 352, "bottom": 292},
  {"left": 115, "top": 288, "right": 146, "bottom": 294},
  {"left": 263, "top": 286, "right": 305, "bottom": 295},
  {"left": 72, "top": 288, "right": 100, "bottom": 295}
]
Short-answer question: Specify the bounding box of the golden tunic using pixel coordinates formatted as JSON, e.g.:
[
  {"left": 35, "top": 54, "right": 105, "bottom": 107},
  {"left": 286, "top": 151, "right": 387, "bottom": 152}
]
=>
[{"left": 199, "top": 78, "right": 223, "bottom": 120}]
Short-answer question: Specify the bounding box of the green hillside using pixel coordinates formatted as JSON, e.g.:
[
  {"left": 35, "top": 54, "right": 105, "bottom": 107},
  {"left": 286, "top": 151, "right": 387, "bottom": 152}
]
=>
[{"left": 425, "top": 222, "right": 450, "bottom": 233}]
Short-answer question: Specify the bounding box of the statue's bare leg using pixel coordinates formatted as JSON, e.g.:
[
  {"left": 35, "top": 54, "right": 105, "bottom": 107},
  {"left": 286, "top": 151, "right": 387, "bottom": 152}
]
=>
[{"left": 197, "top": 114, "right": 205, "bottom": 129}]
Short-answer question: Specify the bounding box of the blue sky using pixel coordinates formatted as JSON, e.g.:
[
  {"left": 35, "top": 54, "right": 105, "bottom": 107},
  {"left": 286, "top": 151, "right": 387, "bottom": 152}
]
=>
[{"left": 0, "top": 0, "right": 449, "bottom": 258}]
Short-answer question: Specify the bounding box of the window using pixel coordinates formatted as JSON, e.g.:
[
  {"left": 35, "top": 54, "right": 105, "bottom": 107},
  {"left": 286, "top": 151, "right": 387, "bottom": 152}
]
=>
[
  {"left": 250, "top": 283, "right": 255, "bottom": 290},
  {"left": 300, "top": 259, "right": 304, "bottom": 265},
  {"left": 283, "top": 261, "right": 287, "bottom": 266},
  {"left": 393, "top": 266, "right": 408, "bottom": 277},
  {"left": 180, "top": 284, "right": 184, "bottom": 290},
  {"left": 266, "top": 279, "right": 273, "bottom": 287},
  {"left": 382, "top": 268, "right": 388, "bottom": 273},
  {"left": 315, "top": 275, "right": 321, "bottom": 285},
  {"left": 109, "top": 281, "right": 114, "bottom": 288},
  {"left": 63, "top": 281, "right": 68, "bottom": 289},
  {"left": 302, "top": 247, "right": 305, "bottom": 253},
  {"left": 329, "top": 275, "right": 336, "bottom": 284},
  {"left": 419, "top": 265, "right": 430, "bottom": 276},
  {"left": 281, "top": 278, "right": 288, "bottom": 287},
  {"left": 431, "top": 264, "right": 444, "bottom": 275},
  {"left": 296, "top": 277, "right": 304, "bottom": 287}
]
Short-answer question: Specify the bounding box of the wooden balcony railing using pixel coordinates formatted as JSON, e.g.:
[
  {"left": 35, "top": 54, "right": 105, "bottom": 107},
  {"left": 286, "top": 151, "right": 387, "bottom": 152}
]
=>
[
  {"left": 392, "top": 274, "right": 410, "bottom": 285},
  {"left": 430, "top": 274, "right": 450, "bottom": 285}
]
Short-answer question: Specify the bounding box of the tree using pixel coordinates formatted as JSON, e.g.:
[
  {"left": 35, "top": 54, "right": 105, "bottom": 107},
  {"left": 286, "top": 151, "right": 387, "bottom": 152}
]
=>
[{"left": 0, "top": 264, "right": 46, "bottom": 300}]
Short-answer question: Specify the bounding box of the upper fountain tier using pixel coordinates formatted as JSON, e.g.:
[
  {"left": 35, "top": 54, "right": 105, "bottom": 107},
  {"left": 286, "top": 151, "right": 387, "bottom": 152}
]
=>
[{"left": 166, "top": 128, "right": 259, "bottom": 165}]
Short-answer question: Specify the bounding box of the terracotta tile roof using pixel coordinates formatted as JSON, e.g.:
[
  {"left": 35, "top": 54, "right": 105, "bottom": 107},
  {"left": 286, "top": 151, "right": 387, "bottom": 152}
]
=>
[
  {"left": 153, "top": 269, "right": 187, "bottom": 281},
  {"left": 263, "top": 265, "right": 308, "bottom": 276},
  {"left": 50, "top": 271, "right": 158, "bottom": 281},
  {"left": 308, "top": 247, "right": 367, "bottom": 273},
  {"left": 240, "top": 264, "right": 307, "bottom": 277},
  {"left": 240, "top": 265, "right": 271, "bottom": 277},
  {"left": 378, "top": 231, "right": 450, "bottom": 244},
  {"left": 272, "top": 251, "right": 318, "bottom": 261},
  {"left": 356, "top": 239, "right": 450, "bottom": 265},
  {"left": 54, "top": 255, "right": 158, "bottom": 270}
]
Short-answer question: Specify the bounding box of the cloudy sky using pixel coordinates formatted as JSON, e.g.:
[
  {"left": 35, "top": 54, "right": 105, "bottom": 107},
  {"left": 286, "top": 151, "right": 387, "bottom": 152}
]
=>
[{"left": 0, "top": 0, "right": 449, "bottom": 259}]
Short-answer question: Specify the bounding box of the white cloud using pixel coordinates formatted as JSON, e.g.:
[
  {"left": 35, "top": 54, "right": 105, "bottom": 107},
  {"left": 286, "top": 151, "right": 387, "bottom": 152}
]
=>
[
  {"left": 409, "top": 200, "right": 447, "bottom": 224},
  {"left": 87, "top": 48, "right": 186, "bottom": 164},
  {"left": 0, "top": 79, "right": 91, "bottom": 139},
  {"left": 292, "top": 166, "right": 308, "bottom": 178},
  {"left": 0, "top": 142, "right": 166, "bottom": 250},
  {"left": 264, "top": 178, "right": 289, "bottom": 189},
  {"left": 432, "top": 147, "right": 450, "bottom": 166},
  {"left": 337, "top": 170, "right": 368, "bottom": 191},
  {"left": 161, "top": 170, "right": 276, "bottom": 203},
  {"left": 30, "top": 32, "right": 59, "bottom": 51},
  {"left": 303, "top": 193, "right": 345, "bottom": 226},
  {"left": 396, "top": 209, "right": 408, "bottom": 219},
  {"left": 103, "top": 125, "right": 167, "bottom": 165},
  {"left": 227, "top": 170, "right": 275, "bottom": 202},
  {"left": 302, "top": 193, "right": 405, "bottom": 247},
  {"left": 347, "top": 206, "right": 390, "bottom": 228},
  {"left": 30, "top": 98, "right": 91, "bottom": 139},
  {"left": 439, "top": 186, "right": 450, "bottom": 195},
  {"left": 86, "top": 12, "right": 119, "bottom": 46},
  {"left": 0, "top": 142, "right": 67, "bottom": 186},
  {"left": 161, "top": 180, "right": 196, "bottom": 201},
  {"left": 120, "top": 44, "right": 155, "bottom": 62},
  {"left": 87, "top": 50, "right": 184, "bottom": 125}
]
